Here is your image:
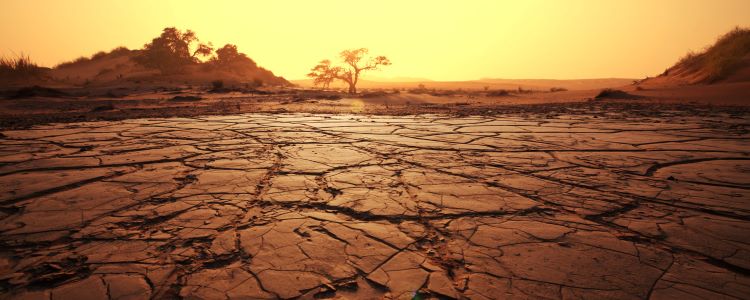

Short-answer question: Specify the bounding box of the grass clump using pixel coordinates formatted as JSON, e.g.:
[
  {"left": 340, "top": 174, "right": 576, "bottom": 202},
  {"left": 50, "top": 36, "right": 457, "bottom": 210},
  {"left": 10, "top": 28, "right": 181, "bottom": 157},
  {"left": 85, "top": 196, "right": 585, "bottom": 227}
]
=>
[{"left": 0, "top": 54, "right": 43, "bottom": 79}]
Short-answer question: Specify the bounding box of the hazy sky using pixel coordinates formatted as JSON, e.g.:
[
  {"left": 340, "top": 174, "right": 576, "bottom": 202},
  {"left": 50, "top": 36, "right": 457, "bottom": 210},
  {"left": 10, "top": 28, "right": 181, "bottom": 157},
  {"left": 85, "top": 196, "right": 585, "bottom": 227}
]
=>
[{"left": 1, "top": 0, "right": 749, "bottom": 81}]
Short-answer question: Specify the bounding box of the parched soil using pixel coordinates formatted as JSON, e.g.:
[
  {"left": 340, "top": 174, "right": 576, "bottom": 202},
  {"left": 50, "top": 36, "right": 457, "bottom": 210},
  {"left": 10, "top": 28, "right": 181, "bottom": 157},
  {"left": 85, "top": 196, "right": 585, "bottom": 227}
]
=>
[
  {"left": 1, "top": 90, "right": 749, "bottom": 130},
  {"left": 0, "top": 111, "right": 749, "bottom": 299}
]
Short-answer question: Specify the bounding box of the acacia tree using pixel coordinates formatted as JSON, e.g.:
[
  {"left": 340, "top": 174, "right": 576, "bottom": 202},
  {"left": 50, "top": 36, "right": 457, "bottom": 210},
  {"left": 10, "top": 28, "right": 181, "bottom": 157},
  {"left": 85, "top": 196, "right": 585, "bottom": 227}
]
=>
[{"left": 307, "top": 48, "right": 390, "bottom": 94}]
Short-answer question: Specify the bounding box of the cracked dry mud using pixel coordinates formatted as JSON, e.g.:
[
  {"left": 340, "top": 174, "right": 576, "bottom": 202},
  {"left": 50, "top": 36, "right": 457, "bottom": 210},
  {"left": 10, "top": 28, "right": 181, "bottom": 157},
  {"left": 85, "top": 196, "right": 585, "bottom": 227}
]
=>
[{"left": 0, "top": 112, "right": 749, "bottom": 299}]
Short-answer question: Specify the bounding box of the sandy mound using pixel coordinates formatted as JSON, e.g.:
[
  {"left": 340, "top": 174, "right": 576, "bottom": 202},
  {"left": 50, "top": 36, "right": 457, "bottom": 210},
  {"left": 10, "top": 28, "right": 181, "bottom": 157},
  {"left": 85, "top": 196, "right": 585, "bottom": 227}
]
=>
[
  {"left": 643, "top": 27, "right": 750, "bottom": 85},
  {"left": 45, "top": 48, "right": 289, "bottom": 88}
]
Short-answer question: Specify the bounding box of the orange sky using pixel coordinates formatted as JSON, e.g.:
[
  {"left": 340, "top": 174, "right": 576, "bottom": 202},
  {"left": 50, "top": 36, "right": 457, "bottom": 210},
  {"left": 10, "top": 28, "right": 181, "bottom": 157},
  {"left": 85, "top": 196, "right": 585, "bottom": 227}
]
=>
[{"left": 1, "top": 0, "right": 749, "bottom": 81}]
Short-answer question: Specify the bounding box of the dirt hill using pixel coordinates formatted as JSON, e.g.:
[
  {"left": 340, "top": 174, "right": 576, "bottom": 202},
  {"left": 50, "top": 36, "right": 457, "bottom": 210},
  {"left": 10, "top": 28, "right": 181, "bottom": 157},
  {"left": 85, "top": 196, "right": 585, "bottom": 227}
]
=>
[{"left": 45, "top": 48, "right": 289, "bottom": 88}]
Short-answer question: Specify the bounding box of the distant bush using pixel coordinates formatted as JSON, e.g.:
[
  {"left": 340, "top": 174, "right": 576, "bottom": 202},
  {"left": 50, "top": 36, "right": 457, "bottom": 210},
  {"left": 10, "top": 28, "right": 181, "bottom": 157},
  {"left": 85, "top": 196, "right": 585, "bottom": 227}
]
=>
[
  {"left": 55, "top": 47, "right": 131, "bottom": 68},
  {"left": 486, "top": 89, "right": 510, "bottom": 97},
  {"left": 549, "top": 87, "right": 568, "bottom": 92},
  {"left": 212, "top": 80, "right": 224, "bottom": 89},
  {"left": 594, "top": 88, "right": 635, "bottom": 99},
  {"left": 91, "top": 51, "right": 108, "bottom": 60},
  {"left": 109, "top": 46, "right": 131, "bottom": 56},
  {"left": 429, "top": 89, "right": 458, "bottom": 96},
  {"left": 516, "top": 86, "right": 533, "bottom": 94},
  {"left": 56, "top": 57, "right": 88, "bottom": 68}
]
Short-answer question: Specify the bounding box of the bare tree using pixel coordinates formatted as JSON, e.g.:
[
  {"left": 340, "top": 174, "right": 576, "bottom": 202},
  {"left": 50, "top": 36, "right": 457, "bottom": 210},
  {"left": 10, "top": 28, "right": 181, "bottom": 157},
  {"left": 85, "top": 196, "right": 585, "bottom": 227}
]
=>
[{"left": 307, "top": 48, "right": 390, "bottom": 94}]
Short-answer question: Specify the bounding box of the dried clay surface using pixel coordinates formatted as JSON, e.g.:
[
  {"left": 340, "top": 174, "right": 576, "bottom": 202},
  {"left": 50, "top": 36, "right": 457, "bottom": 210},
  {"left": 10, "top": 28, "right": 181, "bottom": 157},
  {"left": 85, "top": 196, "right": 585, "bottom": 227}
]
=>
[{"left": 0, "top": 112, "right": 748, "bottom": 299}]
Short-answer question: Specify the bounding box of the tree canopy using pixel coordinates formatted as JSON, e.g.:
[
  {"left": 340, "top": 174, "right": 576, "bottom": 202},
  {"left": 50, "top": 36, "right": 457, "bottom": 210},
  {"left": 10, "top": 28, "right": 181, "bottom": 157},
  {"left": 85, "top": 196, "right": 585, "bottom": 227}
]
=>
[
  {"left": 134, "top": 27, "right": 259, "bottom": 74},
  {"left": 135, "top": 27, "right": 202, "bottom": 72}
]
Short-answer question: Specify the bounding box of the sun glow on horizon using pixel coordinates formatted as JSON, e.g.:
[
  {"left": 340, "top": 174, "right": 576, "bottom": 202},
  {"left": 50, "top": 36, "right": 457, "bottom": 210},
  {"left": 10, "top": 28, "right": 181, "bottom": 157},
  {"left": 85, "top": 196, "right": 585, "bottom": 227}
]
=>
[{"left": 1, "top": 0, "right": 749, "bottom": 81}]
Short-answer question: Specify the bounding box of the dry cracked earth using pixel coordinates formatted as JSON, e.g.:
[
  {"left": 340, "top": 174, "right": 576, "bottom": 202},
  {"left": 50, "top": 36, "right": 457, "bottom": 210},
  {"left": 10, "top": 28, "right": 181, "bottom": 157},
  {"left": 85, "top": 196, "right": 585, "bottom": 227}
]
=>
[{"left": 0, "top": 112, "right": 749, "bottom": 299}]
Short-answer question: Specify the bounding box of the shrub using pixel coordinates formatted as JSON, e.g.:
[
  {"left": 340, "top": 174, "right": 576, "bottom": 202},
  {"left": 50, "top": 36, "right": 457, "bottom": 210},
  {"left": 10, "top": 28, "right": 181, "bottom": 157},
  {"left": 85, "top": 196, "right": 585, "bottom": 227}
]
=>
[
  {"left": 486, "top": 89, "right": 510, "bottom": 97},
  {"left": 211, "top": 80, "right": 224, "bottom": 89},
  {"left": 55, "top": 47, "right": 131, "bottom": 69},
  {"left": 108, "top": 46, "right": 130, "bottom": 56},
  {"left": 595, "top": 88, "right": 633, "bottom": 99},
  {"left": 0, "top": 54, "right": 43, "bottom": 79},
  {"left": 516, "top": 86, "right": 533, "bottom": 94},
  {"left": 56, "top": 56, "right": 89, "bottom": 68},
  {"left": 549, "top": 87, "right": 568, "bottom": 92},
  {"left": 91, "top": 51, "right": 108, "bottom": 60}
]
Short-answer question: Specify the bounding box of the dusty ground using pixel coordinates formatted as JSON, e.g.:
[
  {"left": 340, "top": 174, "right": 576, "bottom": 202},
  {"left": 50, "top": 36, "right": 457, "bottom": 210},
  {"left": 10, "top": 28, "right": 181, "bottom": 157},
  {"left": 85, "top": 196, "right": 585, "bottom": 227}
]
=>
[
  {"left": 1, "top": 86, "right": 749, "bottom": 129},
  {"left": 0, "top": 111, "right": 749, "bottom": 299}
]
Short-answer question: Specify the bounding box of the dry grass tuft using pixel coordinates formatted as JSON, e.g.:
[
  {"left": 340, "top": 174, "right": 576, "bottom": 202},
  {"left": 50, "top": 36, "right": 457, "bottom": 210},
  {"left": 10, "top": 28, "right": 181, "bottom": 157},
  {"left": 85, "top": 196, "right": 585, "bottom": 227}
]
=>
[{"left": 0, "top": 54, "right": 43, "bottom": 79}]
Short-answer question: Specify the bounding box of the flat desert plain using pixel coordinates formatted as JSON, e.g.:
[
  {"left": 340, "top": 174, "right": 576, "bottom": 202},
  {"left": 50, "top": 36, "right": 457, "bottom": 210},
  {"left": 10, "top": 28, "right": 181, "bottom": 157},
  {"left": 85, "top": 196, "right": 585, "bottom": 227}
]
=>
[{"left": 0, "top": 110, "right": 748, "bottom": 299}]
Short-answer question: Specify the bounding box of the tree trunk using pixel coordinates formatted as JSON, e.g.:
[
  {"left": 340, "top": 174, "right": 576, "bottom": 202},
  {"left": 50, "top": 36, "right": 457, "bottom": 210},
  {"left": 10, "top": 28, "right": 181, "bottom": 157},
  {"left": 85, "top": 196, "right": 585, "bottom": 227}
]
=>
[{"left": 351, "top": 70, "right": 359, "bottom": 94}]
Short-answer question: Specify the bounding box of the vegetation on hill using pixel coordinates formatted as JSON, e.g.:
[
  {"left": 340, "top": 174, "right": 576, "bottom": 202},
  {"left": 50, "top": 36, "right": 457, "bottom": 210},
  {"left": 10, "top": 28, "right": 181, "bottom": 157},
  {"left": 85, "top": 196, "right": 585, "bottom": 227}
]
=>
[
  {"left": 2, "top": 27, "right": 289, "bottom": 87},
  {"left": 664, "top": 27, "right": 750, "bottom": 83},
  {"left": 56, "top": 47, "right": 132, "bottom": 69}
]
